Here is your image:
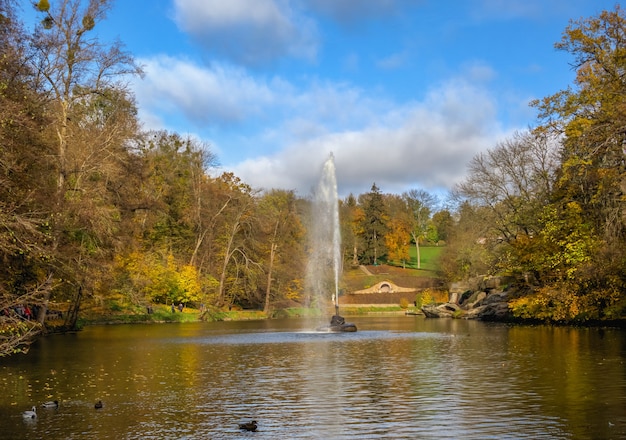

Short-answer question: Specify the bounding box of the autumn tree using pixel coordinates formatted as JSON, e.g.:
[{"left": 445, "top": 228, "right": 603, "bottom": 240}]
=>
[
  {"left": 383, "top": 195, "right": 411, "bottom": 268},
  {"left": 132, "top": 132, "right": 207, "bottom": 251},
  {"left": 111, "top": 131, "right": 217, "bottom": 308},
  {"left": 520, "top": 5, "right": 626, "bottom": 320},
  {"left": 256, "top": 190, "right": 305, "bottom": 313},
  {"left": 384, "top": 218, "right": 411, "bottom": 268},
  {"left": 0, "top": 0, "right": 56, "bottom": 355},
  {"left": 340, "top": 194, "right": 364, "bottom": 267},
  {"left": 212, "top": 173, "right": 258, "bottom": 308},
  {"left": 533, "top": 6, "right": 626, "bottom": 246},
  {"left": 114, "top": 252, "right": 202, "bottom": 306},
  {"left": 31, "top": 0, "right": 142, "bottom": 194},
  {"left": 26, "top": 0, "right": 143, "bottom": 325}
]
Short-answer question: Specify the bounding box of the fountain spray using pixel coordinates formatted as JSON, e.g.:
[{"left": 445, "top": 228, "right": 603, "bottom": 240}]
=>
[{"left": 308, "top": 153, "right": 356, "bottom": 332}]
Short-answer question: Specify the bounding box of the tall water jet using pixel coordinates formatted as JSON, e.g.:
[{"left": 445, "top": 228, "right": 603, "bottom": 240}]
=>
[{"left": 307, "top": 153, "right": 356, "bottom": 332}]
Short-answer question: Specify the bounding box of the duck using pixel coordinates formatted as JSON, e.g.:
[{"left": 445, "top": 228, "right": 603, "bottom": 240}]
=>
[
  {"left": 41, "top": 400, "right": 59, "bottom": 409},
  {"left": 94, "top": 400, "right": 103, "bottom": 409},
  {"left": 238, "top": 420, "right": 258, "bottom": 432},
  {"left": 22, "top": 406, "right": 37, "bottom": 419}
]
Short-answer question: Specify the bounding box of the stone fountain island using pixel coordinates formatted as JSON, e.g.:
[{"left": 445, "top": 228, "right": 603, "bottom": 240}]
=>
[{"left": 316, "top": 306, "right": 357, "bottom": 332}]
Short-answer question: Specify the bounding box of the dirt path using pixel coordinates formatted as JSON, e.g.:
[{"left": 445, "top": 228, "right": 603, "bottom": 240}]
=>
[{"left": 359, "top": 265, "right": 373, "bottom": 276}]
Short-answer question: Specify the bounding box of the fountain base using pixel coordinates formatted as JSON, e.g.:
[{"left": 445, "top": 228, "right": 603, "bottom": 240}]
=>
[{"left": 316, "top": 314, "right": 357, "bottom": 332}]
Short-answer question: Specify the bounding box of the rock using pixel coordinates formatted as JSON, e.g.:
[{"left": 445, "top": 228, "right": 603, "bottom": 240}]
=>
[
  {"left": 481, "top": 291, "right": 509, "bottom": 305},
  {"left": 424, "top": 279, "right": 521, "bottom": 321},
  {"left": 422, "top": 305, "right": 449, "bottom": 318},
  {"left": 421, "top": 303, "right": 460, "bottom": 318},
  {"left": 458, "top": 290, "right": 474, "bottom": 305},
  {"left": 449, "top": 291, "right": 459, "bottom": 304},
  {"left": 444, "top": 303, "right": 461, "bottom": 312},
  {"left": 463, "top": 305, "right": 485, "bottom": 319},
  {"left": 476, "top": 302, "right": 512, "bottom": 321},
  {"left": 460, "top": 291, "right": 487, "bottom": 309}
]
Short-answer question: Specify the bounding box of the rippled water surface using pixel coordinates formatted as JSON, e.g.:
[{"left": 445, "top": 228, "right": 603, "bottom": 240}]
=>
[{"left": 1, "top": 317, "right": 625, "bottom": 439}]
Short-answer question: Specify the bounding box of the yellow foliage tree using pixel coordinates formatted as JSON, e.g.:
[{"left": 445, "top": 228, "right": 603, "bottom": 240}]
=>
[
  {"left": 385, "top": 217, "right": 411, "bottom": 268},
  {"left": 114, "top": 253, "right": 204, "bottom": 306}
]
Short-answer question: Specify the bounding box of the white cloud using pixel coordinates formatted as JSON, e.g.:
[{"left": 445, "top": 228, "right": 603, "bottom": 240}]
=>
[
  {"left": 132, "top": 55, "right": 388, "bottom": 138},
  {"left": 171, "top": 0, "right": 425, "bottom": 66},
  {"left": 172, "top": 0, "right": 318, "bottom": 65},
  {"left": 231, "top": 77, "right": 508, "bottom": 197},
  {"left": 131, "top": 54, "right": 514, "bottom": 198},
  {"left": 132, "top": 56, "right": 277, "bottom": 127}
]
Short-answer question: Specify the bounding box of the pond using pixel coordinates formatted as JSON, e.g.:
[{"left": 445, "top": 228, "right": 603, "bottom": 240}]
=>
[{"left": 1, "top": 316, "right": 625, "bottom": 439}]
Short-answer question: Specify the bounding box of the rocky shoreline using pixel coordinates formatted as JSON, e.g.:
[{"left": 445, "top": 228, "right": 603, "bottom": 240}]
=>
[{"left": 421, "top": 276, "right": 520, "bottom": 321}]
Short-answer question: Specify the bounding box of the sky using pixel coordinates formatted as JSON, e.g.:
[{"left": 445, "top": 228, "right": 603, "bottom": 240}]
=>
[{"left": 25, "top": 0, "right": 618, "bottom": 199}]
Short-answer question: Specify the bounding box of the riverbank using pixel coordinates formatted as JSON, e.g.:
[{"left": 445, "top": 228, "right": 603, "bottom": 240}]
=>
[
  {"left": 73, "top": 304, "right": 417, "bottom": 326},
  {"left": 50, "top": 299, "right": 625, "bottom": 331},
  {"left": 77, "top": 305, "right": 263, "bottom": 326}
]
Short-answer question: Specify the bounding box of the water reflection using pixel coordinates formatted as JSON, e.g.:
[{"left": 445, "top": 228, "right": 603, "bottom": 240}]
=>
[{"left": 0, "top": 317, "right": 625, "bottom": 439}]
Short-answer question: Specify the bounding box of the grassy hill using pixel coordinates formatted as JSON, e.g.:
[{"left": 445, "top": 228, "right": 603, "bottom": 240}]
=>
[{"left": 341, "top": 246, "right": 444, "bottom": 294}]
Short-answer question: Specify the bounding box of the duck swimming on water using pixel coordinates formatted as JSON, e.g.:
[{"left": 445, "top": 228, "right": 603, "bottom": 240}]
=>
[
  {"left": 94, "top": 400, "right": 103, "bottom": 409},
  {"left": 22, "top": 406, "right": 37, "bottom": 419},
  {"left": 41, "top": 400, "right": 59, "bottom": 408},
  {"left": 238, "top": 420, "right": 257, "bottom": 431}
]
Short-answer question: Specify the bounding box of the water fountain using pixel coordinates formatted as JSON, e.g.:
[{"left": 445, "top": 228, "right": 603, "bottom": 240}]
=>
[{"left": 307, "top": 153, "right": 356, "bottom": 332}]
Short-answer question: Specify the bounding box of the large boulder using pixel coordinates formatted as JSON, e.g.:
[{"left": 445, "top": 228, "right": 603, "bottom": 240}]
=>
[
  {"left": 481, "top": 291, "right": 509, "bottom": 305},
  {"left": 464, "top": 291, "right": 487, "bottom": 309},
  {"left": 421, "top": 302, "right": 461, "bottom": 318},
  {"left": 423, "top": 286, "right": 514, "bottom": 321}
]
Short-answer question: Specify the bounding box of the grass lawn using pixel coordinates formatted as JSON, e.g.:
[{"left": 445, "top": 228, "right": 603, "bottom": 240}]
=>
[{"left": 386, "top": 245, "right": 444, "bottom": 271}]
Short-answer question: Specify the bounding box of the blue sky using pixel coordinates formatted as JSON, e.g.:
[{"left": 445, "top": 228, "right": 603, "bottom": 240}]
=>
[{"left": 26, "top": 0, "right": 617, "bottom": 198}]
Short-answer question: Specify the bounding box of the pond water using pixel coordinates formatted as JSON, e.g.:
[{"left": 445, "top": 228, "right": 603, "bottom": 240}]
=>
[{"left": 0, "top": 316, "right": 625, "bottom": 439}]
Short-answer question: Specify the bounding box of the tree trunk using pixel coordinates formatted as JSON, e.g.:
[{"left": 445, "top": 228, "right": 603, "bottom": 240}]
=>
[
  {"left": 217, "top": 218, "right": 241, "bottom": 306},
  {"left": 190, "top": 197, "right": 231, "bottom": 266},
  {"left": 264, "top": 220, "right": 280, "bottom": 314},
  {"left": 412, "top": 232, "right": 421, "bottom": 269},
  {"left": 64, "top": 285, "right": 83, "bottom": 331},
  {"left": 264, "top": 242, "right": 277, "bottom": 314},
  {"left": 36, "top": 273, "right": 54, "bottom": 325}
]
